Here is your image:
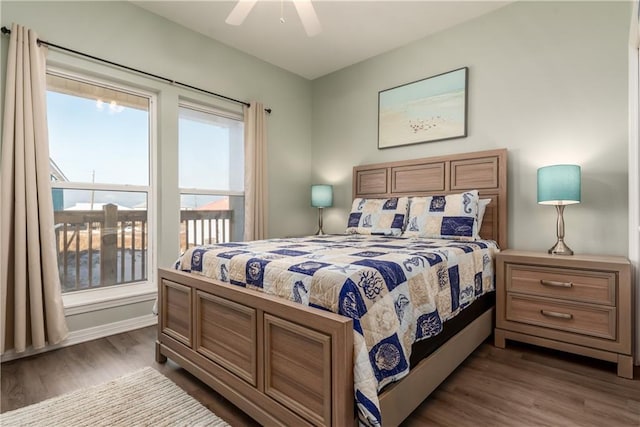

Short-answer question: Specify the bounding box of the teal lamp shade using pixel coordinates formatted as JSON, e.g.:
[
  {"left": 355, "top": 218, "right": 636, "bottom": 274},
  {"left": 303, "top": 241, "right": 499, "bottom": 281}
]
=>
[
  {"left": 537, "top": 165, "right": 581, "bottom": 206},
  {"left": 311, "top": 185, "right": 333, "bottom": 208}
]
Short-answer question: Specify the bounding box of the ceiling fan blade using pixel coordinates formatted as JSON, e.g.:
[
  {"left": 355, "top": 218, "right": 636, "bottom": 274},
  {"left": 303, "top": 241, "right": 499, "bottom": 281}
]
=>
[
  {"left": 293, "top": 0, "right": 322, "bottom": 37},
  {"left": 225, "top": 0, "right": 258, "bottom": 26}
]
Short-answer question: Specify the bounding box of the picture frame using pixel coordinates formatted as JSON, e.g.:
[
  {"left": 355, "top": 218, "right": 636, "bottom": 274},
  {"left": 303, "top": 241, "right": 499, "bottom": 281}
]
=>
[{"left": 378, "top": 67, "right": 468, "bottom": 149}]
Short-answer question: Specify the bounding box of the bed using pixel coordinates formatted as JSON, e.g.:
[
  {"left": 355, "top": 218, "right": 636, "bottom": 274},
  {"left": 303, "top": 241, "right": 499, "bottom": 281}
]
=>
[{"left": 156, "top": 148, "right": 508, "bottom": 426}]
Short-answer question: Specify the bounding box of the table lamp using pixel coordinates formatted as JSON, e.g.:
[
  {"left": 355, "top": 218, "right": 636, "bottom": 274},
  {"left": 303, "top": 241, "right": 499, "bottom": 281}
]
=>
[
  {"left": 537, "top": 164, "right": 581, "bottom": 255},
  {"left": 311, "top": 184, "right": 332, "bottom": 235}
]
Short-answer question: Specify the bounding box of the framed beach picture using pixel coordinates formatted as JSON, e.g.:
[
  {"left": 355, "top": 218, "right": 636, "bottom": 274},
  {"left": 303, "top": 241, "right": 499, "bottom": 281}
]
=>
[{"left": 378, "top": 67, "right": 468, "bottom": 149}]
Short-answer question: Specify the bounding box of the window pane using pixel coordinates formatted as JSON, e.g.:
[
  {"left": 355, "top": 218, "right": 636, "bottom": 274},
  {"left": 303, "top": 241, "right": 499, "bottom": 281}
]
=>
[
  {"left": 52, "top": 188, "right": 148, "bottom": 292},
  {"left": 179, "top": 106, "right": 244, "bottom": 191},
  {"left": 47, "top": 75, "right": 150, "bottom": 186},
  {"left": 47, "top": 73, "right": 153, "bottom": 294},
  {"left": 180, "top": 194, "right": 228, "bottom": 210}
]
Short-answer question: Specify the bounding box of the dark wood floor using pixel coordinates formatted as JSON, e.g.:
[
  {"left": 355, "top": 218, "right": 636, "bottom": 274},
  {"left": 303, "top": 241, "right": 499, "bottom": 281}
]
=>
[{"left": 2, "top": 326, "right": 639, "bottom": 426}]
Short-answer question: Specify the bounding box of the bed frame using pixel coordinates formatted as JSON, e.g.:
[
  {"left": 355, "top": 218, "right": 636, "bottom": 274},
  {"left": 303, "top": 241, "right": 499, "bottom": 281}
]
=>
[{"left": 156, "top": 148, "right": 508, "bottom": 426}]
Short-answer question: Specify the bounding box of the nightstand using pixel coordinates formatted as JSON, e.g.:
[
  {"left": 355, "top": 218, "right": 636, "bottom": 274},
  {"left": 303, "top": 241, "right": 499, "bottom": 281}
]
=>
[{"left": 494, "top": 250, "right": 634, "bottom": 379}]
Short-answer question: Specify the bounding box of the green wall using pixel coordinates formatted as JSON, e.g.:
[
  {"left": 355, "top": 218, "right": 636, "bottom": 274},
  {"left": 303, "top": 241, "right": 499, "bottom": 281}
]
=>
[{"left": 312, "top": 1, "right": 631, "bottom": 256}]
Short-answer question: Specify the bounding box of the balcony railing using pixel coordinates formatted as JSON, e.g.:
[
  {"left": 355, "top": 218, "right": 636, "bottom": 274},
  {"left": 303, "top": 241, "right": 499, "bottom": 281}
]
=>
[
  {"left": 54, "top": 204, "right": 233, "bottom": 293},
  {"left": 180, "top": 209, "right": 234, "bottom": 252}
]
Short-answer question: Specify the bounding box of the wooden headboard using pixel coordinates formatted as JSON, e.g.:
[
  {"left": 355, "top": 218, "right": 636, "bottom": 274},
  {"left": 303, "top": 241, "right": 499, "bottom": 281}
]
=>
[{"left": 352, "top": 148, "right": 508, "bottom": 249}]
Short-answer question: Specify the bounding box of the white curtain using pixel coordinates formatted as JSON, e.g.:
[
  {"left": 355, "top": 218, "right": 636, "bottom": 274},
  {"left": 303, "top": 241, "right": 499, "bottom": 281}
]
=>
[
  {"left": 1, "top": 23, "right": 68, "bottom": 354},
  {"left": 243, "top": 101, "right": 268, "bottom": 241}
]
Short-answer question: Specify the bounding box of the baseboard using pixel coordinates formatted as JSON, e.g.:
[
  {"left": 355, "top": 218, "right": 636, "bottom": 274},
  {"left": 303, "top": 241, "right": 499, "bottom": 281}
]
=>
[{"left": 1, "top": 314, "right": 158, "bottom": 363}]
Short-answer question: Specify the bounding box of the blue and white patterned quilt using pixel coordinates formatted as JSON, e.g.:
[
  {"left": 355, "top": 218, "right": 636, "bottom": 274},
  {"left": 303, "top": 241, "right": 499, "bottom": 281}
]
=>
[{"left": 176, "top": 234, "right": 499, "bottom": 426}]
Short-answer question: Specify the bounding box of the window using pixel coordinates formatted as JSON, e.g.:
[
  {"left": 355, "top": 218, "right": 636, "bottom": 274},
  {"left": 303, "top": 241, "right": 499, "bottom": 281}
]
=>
[
  {"left": 178, "top": 102, "right": 244, "bottom": 251},
  {"left": 46, "top": 71, "right": 153, "bottom": 294}
]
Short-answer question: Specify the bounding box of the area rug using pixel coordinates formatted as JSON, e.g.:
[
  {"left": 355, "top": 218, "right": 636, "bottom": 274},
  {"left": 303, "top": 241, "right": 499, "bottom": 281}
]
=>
[{"left": 0, "top": 367, "right": 231, "bottom": 426}]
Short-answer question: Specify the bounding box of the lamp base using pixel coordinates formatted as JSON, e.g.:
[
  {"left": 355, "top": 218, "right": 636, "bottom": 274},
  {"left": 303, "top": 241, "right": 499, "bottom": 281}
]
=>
[
  {"left": 548, "top": 239, "right": 574, "bottom": 256},
  {"left": 315, "top": 207, "right": 325, "bottom": 236},
  {"left": 547, "top": 204, "right": 574, "bottom": 256}
]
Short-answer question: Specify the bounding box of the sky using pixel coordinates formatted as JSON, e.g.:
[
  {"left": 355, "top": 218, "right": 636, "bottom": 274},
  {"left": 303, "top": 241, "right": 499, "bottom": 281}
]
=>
[
  {"left": 47, "top": 91, "right": 149, "bottom": 186},
  {"left": 47, "top": 89, "right": 243, "bottom": 209}
]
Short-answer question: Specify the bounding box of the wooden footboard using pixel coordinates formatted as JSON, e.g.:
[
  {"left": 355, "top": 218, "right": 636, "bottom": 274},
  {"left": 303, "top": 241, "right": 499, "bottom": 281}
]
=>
[
  {"left": 157, "top": 267, "right": 495, "bottom": 427},
  {"left": 156, "top": 268, "right": 355, "bottom": 427}
]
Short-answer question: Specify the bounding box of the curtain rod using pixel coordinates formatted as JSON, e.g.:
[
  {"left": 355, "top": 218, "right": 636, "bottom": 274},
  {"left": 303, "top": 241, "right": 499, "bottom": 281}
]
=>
[{"left": 1, "top": 26, "right": 272, "bottom": 114}]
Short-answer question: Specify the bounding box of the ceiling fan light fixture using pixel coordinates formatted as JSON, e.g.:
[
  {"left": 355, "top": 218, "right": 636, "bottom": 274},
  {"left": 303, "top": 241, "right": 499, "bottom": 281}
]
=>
[
  {"left": 225, "top": 0, "right": 258, "bottom": 26},
  {"left": 293, "top": 0, "right": 322, "bottom": 37},
  {"left": 225, "top": 0, "right": 322, "bottom": 37}
]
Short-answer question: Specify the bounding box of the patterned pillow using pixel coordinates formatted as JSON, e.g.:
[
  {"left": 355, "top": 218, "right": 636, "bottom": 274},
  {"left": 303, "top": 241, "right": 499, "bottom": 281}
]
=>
[
  {"left": 477, "top": 198, "right": 491, "bottom": 230},
  {"left": 346, "top": 197, "right": 409, "bottom": 236},
  {"left": 403, "top": 191, "right": 480, "bottom": 241}
]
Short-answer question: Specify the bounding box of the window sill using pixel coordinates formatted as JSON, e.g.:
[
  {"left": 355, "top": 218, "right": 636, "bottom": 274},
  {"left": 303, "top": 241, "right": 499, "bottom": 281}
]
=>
[{"left": 62, "top": 282, "right": 157, "bottom": 316}]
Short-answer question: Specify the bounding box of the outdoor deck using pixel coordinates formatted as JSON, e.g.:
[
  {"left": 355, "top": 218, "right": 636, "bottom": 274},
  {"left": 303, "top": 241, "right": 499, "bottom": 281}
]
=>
[{"left": 54, "top": 204, "right": 233, "bottom": 292}]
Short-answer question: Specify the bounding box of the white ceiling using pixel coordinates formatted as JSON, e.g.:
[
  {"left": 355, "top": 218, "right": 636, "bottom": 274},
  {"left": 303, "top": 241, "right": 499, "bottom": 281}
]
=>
[{"left": 133, "top": 1, "right": 511, "bottom": 80}]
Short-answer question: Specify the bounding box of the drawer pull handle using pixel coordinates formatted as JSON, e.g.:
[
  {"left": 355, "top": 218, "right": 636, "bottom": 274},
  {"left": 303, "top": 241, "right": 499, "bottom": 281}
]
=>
[
  {"left": 540, "top": 279, "right": 573, "bottom": 288},
  {"left": 540, "top": 309, "right": 573, "bottom": 320}
]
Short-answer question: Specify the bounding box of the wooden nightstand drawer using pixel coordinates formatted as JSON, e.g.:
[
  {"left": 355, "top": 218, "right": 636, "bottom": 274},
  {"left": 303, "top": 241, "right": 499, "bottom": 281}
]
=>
[
  {"left": 495, "top": 250, "right": 633, "bottom": 378},
  {"left": 506, "top": 294, "right": 616, "bottom": 340},
  {"left": 506, "top": 264, "right": 616, "bottom": 305}
]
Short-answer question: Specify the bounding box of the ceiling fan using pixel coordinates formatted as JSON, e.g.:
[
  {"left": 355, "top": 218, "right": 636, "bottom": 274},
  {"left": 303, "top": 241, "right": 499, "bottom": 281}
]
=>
[{"left": 225, "top": 0, "right": 322, "bottom": 37}]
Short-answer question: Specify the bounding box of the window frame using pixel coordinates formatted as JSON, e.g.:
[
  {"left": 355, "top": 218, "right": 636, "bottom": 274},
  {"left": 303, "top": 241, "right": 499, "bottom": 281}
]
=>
[{"left": 46, "top": 67, "right": 157, "bottom": 309}]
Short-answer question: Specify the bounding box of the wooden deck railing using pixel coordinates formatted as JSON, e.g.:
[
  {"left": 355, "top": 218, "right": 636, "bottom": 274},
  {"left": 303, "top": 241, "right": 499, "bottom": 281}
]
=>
[
  {"left": 180, "top": 209, "right": 233, "bottom": 252},
  {"left": 54, "top": 204, "right": 233, "bottom": 293}
]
